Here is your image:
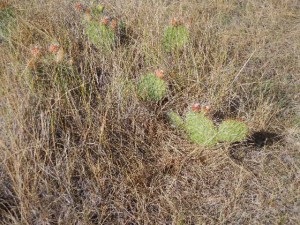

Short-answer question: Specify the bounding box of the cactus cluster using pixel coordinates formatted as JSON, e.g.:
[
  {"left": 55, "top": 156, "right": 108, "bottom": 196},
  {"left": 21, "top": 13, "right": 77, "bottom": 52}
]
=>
[
  {"left": 75, "top": 2, "right": 117, "bottom": 50},
  {"left": 169, "top": 106, "right": 248, "bottom": 146},
  {"left": 137, "top": 71, "right": 249, "bottom": 147},
  {"left": 85, "top": 19, "right": 116, "bottom": 50},
  {"left": 28, "top": 42, "right": 66, "bottom": 69},
  {"left": 24, "top": 6, "right": 246, "bottom": 147},
  {"left": 163, "top": 18, "right": 190, "bottom": 53},
  {"left": 76, "top": 4, "right": 190, "bottom": 52},
  {"left": 137, "top": 70, "right": 168, "bottom": 101}
]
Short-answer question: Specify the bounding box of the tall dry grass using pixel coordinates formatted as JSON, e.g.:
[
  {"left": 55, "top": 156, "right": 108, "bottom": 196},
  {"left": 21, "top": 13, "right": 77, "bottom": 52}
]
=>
[{"left": 0, "top": 0, "right": 299, "bottom": 224}]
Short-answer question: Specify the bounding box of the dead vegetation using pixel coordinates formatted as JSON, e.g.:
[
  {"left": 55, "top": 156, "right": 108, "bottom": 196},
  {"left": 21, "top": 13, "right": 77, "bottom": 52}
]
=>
[{"left": 0, "top": 0, "right": 299, "bottom": 224}]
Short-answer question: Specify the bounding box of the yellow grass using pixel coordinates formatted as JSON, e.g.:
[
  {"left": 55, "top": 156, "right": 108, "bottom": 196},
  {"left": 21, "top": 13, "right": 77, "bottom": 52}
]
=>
[{"left": 0, "top": 0, "right": 299, "bottom": 224}]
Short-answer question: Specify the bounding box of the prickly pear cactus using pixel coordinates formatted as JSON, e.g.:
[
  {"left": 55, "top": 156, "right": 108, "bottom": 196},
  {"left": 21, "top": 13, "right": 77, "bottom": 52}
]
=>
[
  {"left": 217, "top": 119, "right": 248, "bottom": 143},
  {"left": 169, "top": 110, "right": 218, "bottom": 146},
  {"left": 185, "top": 111, "right": 218, "bottom": 146},
  {"left": 163, "top": 24, "right": 189, "bottom": 52},
  {"left": 169, "top": 108, "right": 249, "bottom": 146},
  {"left": 0, "top": 4, "right": 15, "bottom": 41},
  {"left": 77, "top": 2, "right": 126, "bottom": 50},
  {"left": 168, "top": 111, "right": 185, "bottom": 129},
  {"left": 91, "top": 4, "right": 104, "bottom": 17},
  {"left": 85, "top": 21, "right": 115, "bottom": 50},
  {"left": 137, "top": 73, "right": 168, "bottom": 101}
]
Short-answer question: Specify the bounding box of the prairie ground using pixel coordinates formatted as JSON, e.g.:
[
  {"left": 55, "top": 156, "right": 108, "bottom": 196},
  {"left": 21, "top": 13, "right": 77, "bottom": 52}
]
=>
[{"left": 0, "top": 0, "right": 299, "bottom": 224}]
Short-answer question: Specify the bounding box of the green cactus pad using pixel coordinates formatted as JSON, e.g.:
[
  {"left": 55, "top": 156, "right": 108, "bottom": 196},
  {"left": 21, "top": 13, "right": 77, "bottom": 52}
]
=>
[
  {"left": 91, "top": 4, "right": 104, "bottom": 16},
  {"left": 85, "top": 22, "right": 115, "bottom": 50},
  {"left": 217, "top": 120, "right": 248, "bottom": 143},
  {"left": 137, "top": 73, "right": 168, "bottom": 101},
  {"left": 185, "top": 111, "right": 218, "bottom": 146},
  {"left": 0, "top": 6, "right": 15, "bottom": 41},
  {"left": 168, "top": 111, "right": 185, "bottom": 129},
  {"left": 163, "top": 25, "right": 189, "bottom": 52}
]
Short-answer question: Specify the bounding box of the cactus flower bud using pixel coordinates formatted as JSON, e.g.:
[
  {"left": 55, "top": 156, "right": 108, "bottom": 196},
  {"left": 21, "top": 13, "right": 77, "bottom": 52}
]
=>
[
  {"left": 102, "top": 16, "right": 110, "bottom": 26},
  {"left": 84, "top": 8, "right": 92, "bottom": 21},
  {"left": 75, "top": 2, "right": 84, "bottom": 11},
  {"left": 192, "top": 103, "right": 201, "bottom": 112},
  {"left": 202, "top": 105, "right": 211, "bottom": 113},
  {"left": 155, "top": 70, "right": 164, "bottom": 79},
  {"left": 171, "top": 18, "right": 178, "bottom": 26},
  {"left": 110, "top": 19, "right": 117, "bottom": 30},
  {"left": 49, "top": 43, "right": 60, "bottom": 54},
  {"left": 31, "top": 46, "right": 41, "bottom": 58}
]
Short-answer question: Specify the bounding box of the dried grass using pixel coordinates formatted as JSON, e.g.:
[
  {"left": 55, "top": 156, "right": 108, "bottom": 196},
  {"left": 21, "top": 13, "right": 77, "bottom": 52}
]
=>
[{"left": 0, "top": 0, "right": 299, "bottom": 224}]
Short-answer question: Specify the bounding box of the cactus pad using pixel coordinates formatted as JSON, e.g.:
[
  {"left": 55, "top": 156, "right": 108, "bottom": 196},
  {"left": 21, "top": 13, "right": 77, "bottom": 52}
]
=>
[
  {"left": 185, "top": 111, "right": 218, "bottom": 146},
  {"left": 217, "top": 119, "right": 248, "bottom": 143},
  {"left": 137, "top": 73, "right": 168, "bottom": 101},
  {"left": 85, "top": 21, "right": 115, "bottom": 50},
  {"left": 168, "top": 111, "right": 185, "bottom": 129},
  {"left": 163, "top": 25, "right": 189, "bottom": 52},
  {"left": 0, "top": 5, "right": 15, "bottom": 41},
  {"left": 91, "top": 4, "right": 104, "bottom": 16}
]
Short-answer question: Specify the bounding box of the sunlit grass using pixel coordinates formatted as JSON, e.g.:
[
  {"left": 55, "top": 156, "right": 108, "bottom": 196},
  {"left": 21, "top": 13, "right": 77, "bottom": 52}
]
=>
[{"left": 0, "top": 0, "right": 299, "bottom": 224}]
